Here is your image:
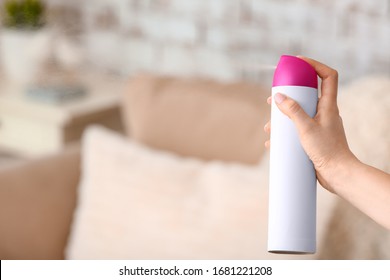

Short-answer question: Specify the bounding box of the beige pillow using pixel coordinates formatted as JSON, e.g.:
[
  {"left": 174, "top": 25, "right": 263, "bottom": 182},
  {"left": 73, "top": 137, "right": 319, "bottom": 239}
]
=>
[
  {"left": 66, "top": 126, "right": 270, "bottom": 259},
  {"left": 66, "top": 126, "right": 337, "bottom": 259},
  {"left": 121, "top": 75, "right": 270, "bottom": 165}
]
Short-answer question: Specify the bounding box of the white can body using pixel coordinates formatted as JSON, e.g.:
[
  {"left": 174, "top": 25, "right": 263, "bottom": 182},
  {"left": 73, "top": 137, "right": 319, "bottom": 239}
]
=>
[{"left": 268, "top": 85, "right": 318, "bottom": 254}]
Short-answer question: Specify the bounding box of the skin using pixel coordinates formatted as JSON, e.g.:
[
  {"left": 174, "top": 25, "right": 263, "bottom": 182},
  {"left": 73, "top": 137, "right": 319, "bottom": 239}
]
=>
[{"left": 264, "top": 56, "right": 390, "bottom": 231}]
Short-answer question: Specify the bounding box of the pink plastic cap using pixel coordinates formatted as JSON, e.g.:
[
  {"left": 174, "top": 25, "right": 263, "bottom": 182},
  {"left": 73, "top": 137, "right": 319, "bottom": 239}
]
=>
[{"left": 273, "top": 55, "right": 318, "bottom": 89}]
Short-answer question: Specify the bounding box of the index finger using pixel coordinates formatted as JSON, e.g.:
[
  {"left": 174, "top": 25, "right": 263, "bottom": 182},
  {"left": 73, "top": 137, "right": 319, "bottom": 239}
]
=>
[{"left": 297, "top": 56, "right": 339, "bottom": 112}]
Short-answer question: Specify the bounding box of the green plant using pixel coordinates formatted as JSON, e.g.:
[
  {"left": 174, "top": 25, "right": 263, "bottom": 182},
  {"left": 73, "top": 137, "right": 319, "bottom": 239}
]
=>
[{"left": 2, "top": 0, "right": 45, "bottom": 29}]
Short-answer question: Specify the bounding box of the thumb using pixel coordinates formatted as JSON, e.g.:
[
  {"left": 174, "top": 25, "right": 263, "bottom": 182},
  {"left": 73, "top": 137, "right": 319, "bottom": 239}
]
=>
[{"left": 274, "top": 93, "right": 315, "bottom": 133}]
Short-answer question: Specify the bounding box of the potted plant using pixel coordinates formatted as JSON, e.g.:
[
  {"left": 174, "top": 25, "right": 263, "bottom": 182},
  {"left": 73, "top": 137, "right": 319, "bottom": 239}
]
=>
[{"left": 1, "top": 0, "right": 51, "bottom": 84}]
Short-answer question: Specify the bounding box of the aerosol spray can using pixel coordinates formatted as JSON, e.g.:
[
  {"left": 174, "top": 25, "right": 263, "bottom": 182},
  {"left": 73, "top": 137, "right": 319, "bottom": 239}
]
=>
[{"left": 268, "top": 55, "right": 318, "bottom": 254}]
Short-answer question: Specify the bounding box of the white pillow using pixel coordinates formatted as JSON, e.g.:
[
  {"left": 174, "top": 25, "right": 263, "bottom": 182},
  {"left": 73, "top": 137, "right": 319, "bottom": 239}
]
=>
[
  {"left": 66, "top": 126, "right": 333, "bottom": 259},
  {"left": 66, "top": 126, "right": 270, "bottom": 259}
]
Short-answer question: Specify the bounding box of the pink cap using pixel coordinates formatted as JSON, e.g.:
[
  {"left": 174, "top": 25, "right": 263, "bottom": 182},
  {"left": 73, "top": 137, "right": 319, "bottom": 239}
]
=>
[{"left": 273, "top": 55, "right": 318, "bottom": 89}]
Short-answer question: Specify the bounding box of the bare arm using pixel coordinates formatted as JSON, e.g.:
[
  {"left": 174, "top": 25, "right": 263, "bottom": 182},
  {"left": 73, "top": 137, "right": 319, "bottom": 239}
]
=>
[
  {"left": 334, "top": 159, "right": 390, "bottom": 230},
  {"left": 264, "top": 56, "right": 390, "bottom": 230}
]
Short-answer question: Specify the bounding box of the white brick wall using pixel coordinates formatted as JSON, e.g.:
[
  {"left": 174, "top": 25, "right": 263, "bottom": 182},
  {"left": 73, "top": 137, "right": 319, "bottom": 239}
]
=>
[
  {"left": 123, "top": 38, "right": 157, "bottom": 74},
  {"left": 194, "top": 48, "right": 235, "bottom": 80},
  {"left": 46, "top": 0, "right": 390, "bottom": 84},
  {"left": 160, "top": 45, "right": 196, "bottom": 76},
  {"left": 84, "top": 31, "right": 126, "bottom": 74}
]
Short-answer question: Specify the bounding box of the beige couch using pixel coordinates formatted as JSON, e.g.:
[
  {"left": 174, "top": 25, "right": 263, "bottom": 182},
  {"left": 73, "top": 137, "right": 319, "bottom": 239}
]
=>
[{"left": 0, "top": 75, "right": 389, "bottom": 260}]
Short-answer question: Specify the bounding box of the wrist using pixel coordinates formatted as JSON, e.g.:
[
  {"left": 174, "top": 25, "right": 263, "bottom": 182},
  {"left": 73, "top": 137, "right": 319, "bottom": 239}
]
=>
[{"left": 329, "top": 151, "right": 361, "bottom": 195}]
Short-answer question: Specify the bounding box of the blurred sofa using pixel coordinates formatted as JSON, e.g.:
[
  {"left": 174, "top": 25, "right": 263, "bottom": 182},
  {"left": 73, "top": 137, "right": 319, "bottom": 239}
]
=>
[{"left": 0, "top": 75, "right": 389, "bottom": 260}]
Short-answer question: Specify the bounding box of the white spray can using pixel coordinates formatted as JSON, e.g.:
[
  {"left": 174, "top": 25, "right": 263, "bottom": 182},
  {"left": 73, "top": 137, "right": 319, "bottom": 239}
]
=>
[{"left": 268, "top": 55, "right": 318, "bottom": 254}]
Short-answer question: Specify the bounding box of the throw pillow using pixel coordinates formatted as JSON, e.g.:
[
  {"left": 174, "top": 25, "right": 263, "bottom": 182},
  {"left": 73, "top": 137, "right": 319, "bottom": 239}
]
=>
[{"left": 66, "top": 126, "right": 270, "bottom": 259}]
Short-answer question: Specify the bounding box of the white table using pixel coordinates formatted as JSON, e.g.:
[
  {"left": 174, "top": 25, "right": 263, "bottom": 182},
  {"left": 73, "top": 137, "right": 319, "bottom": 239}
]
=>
[{"left": 0, "top": 72, "right": 126, "bottom": 156}]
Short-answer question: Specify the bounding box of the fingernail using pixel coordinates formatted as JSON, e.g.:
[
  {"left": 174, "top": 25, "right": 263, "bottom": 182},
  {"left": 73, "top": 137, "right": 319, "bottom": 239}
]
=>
[{"left": 274, "top": 93, "right": 286, "bottom": 104}]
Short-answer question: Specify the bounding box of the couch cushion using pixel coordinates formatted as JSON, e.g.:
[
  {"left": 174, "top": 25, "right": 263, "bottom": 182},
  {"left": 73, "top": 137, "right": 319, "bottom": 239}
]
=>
[
  {"left": 121, "top": 75, "right": 270, "bottom": 165},
  {"left": 338, "top": 76, "right": 390, "bottom": 172}
]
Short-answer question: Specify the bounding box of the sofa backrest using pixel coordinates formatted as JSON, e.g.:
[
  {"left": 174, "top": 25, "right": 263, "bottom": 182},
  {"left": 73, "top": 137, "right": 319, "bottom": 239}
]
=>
[{"left": 121, "top": 75, "right": 270, "bottom": 165}]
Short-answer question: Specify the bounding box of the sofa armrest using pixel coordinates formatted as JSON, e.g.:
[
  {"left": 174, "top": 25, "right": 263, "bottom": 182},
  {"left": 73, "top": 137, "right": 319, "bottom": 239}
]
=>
[{"left": 0, "top": 146, "right": 81, "bottom": 259}]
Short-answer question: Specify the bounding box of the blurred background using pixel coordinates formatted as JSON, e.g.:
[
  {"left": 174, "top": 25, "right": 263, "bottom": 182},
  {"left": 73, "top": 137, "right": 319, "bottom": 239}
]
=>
[
  {"left": 50, "top": 0, "right": 390, "bottom": 83},
  {"left": 0, "top": 0, "right": 390, "bottom": 260},
  {"left": 1, "top": 0, "right": 389, "bottom": 85}
]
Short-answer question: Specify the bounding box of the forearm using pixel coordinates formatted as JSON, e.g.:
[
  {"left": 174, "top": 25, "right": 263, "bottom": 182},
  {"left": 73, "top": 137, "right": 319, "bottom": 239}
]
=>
[{"left": 333, "top": 159, "right": 390, "bottom": 230}]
